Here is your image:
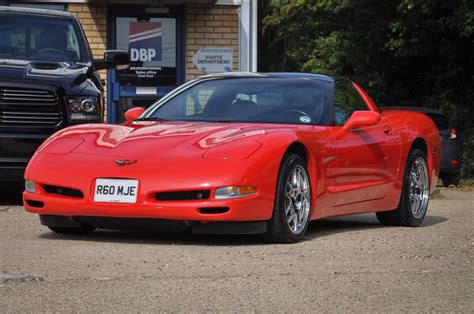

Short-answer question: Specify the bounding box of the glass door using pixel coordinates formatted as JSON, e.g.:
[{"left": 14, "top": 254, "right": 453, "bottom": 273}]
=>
[{"left": 107, "top": 5, "right": 184, "bottom": 123}]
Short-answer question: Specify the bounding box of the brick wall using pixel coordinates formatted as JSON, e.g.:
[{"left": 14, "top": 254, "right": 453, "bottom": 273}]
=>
[
  {"left": 186, "top": 4, "right": 239, "bottom": 80},
  {"left": 68, "top": 3, "right": 108, "bottom": 120},
  {"left": 66, "top": 3, "right": 240, "bottom": 120}
]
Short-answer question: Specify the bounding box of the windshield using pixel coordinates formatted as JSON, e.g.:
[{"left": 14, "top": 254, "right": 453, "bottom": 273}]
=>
[
  {"left": 146, "top": 78, "right": 331, "bottom": 125},
  {"left": 0, "top": 14, "right": 87, "bottom": 63}
]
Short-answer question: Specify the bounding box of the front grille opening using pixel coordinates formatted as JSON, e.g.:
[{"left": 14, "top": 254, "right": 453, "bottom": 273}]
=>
[
  {"left": 26, "top": 200, "right": 44, "bottom": 208},
  {"left": 44, "top": 185, "right": 84, "bottom": 199},
  {"left": 198, "top": 207, "right": 230, "bottom": 214},
  {"left": 156, "top": 190, "right": 210, "bottom": 201},
  {"left": 0, "top": 86, "right": 62, "bottom": 127}
]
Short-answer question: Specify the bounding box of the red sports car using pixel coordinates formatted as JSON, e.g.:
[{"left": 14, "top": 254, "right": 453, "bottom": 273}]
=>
[{"left": 23, "top": 73, "right": 440, "bottom": 243}]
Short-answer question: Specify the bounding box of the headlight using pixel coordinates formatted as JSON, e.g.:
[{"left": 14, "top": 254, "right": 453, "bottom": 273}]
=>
[
  {"left": 66, "top": 96, "right": 100, "bottom": 122},
  {"left": 25, "top": 180, "right": 36, "bottom": 193},
  {"left": 214, "top": 186, "right": 257, "bottom": 200}
]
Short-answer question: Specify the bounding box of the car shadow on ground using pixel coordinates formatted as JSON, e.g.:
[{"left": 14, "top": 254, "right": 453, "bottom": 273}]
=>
[
  {"left": 305, "top": 214, "right": 448, "bottom": 240},
  {"left": 39, "top": 229, "right": 268, "bottom": 246},
  {"left": 37, "top": 214, "right": 449, "bottom": 246}
]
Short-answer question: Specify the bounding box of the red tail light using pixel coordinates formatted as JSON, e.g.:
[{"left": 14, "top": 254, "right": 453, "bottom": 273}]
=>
[{"left": 450, "top": 128, "right": 457, "bottom": 139}]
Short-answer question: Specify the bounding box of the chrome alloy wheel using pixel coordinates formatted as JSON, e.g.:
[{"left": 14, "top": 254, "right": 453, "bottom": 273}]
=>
[
  {"left": 409, "top": 157, "right": 430, "bottom": 219},
  {"left": 285, "top": 165, "right": 311, "bottom": 234}
]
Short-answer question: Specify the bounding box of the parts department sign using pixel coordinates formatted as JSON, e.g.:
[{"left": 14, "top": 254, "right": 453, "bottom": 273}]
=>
[
  {"left": 192, "top": 48, "right": 233, "bottom": 73},
  {"left": 129, "top": 22, "right": 162, "bottom": 62}
]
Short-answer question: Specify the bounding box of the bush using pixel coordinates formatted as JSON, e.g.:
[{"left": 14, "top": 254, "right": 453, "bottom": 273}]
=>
[{"left": 260, "top": 0, "right": 474, "bottom": 178}]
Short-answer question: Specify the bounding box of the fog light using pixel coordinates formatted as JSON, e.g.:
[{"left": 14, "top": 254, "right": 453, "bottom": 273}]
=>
[
  {"left": 25, "top": 180, "right": 36, "bottom": 193},
  {"left": 214, "top": 186, "right": 256, "bottom": 200}
]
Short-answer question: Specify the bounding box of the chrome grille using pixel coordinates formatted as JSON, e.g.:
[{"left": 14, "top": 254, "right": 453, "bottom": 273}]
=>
[{"left": 0, "top": 86, "right": 62, "bottom": 127}]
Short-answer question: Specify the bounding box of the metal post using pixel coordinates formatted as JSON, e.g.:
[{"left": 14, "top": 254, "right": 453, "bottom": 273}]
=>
[{"left": 238, "top": 0, "right": 257, "bottom": 72}]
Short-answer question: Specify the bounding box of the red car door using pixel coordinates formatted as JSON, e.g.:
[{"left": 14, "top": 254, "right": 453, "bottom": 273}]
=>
[{"left": 327, "top": 80, "right": 401, "bottom": 209}]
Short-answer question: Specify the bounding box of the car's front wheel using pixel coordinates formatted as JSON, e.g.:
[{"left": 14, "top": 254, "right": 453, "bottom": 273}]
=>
[
  {"left": 266, "top": 154, "right": 311, "bottom": 243},
  {"left": 376, "top": 148, "right": 430, "bottom": 226}
]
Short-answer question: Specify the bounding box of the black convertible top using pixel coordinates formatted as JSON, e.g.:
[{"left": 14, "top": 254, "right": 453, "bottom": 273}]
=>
[
  {"left": 380, "top": 106, "right": 443, "bottom": 115},
  {"left": 199, "top": 72, "right": 335, "bottom": 83}
]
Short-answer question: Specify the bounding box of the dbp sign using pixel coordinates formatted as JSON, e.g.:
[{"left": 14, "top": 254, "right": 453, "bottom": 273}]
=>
[
  {"left": 129, "top": 22, "right": 162, "bottom": 62},
  {"left": 130, "top": 48, "right": 157, "bottom": 62}
]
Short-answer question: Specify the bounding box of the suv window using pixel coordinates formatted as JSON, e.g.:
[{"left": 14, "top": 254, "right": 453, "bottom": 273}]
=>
[
  {"left": 333, "top": 80, "right": 368, "bottom": 125},
  {"left": 0, "top": 14, "right": 86, "bottom": 63}
]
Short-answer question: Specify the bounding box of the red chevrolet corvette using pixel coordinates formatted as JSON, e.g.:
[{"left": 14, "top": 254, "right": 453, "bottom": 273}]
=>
[{"left": 23, "top": 73, "right": 440, "bottom": 243}]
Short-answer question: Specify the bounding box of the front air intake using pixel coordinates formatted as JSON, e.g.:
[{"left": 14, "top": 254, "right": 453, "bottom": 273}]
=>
[
  {"left": 44, "top": 185, "right": 84, "bottom": 198},
  {"left": 198, "top": 207, "right": 230, "bottom": 214},
  {"left": 156, "top": 190, "right": 210, "bottom": 201},
  {"left": 25, "top": 200, "right": 44, "bottom": 208}
]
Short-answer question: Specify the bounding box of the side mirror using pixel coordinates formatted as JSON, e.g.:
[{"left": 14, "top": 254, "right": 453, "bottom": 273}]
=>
[
  {"left": 124, "top": 107, "right": 145, "bottom": 122},
  {"left": 342, "top": 111, "right": 381, "bottom": 131},
  {"left": 93, "top": 50, "right": 130, "bottom": 70}
]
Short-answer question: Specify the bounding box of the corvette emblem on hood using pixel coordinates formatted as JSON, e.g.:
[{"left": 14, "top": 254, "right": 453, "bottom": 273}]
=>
[{"left": 115, "top": 159, "right": 137, "bottom": 167}]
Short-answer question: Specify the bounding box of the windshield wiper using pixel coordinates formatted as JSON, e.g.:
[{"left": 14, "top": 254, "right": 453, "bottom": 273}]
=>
[{"left": 134, "top": 117, "right": 168, "bottom": 121}]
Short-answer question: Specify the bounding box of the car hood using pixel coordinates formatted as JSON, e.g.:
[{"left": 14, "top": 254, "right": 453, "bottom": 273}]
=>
[
  {"left": 43, "top": 121, "right": 285, "bottom": 160},
  {"left": 0, "top": 58, "right": 90, "bottom": 90}
]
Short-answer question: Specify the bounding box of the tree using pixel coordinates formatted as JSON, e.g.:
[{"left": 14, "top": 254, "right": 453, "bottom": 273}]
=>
[{"left": 260, "top": 0, "right": 474, "bottom": 178}]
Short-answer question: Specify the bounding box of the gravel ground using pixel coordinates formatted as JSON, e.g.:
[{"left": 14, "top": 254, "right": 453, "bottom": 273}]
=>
[{"left": 0, "top": 185, "right": 473, "bottom": 312}]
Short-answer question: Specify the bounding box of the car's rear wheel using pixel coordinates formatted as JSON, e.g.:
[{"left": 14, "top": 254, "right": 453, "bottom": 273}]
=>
[
  {"left": 266, "top": 154, "right": 311, "bottom": 243},
  {"left": 441, "top": 172, "right": 460, "bottom": 187},
  {"left": 376, "top": 148, "right": 429, "bottom": 227}
]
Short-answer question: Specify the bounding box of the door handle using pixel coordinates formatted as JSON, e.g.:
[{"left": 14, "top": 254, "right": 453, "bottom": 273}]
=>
[{"left": 383, "top": 127, "right": 393, "bottom": 135}]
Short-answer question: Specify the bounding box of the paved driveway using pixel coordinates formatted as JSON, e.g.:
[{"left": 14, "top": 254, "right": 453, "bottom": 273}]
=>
[{"left": 1, "top": 185, "right": 473, "bottom": 312}]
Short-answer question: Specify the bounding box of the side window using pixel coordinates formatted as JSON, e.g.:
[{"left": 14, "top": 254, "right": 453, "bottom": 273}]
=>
[
  {"left": 333, "top": 81, "right": 368, "bottom": 126},
  {"left": 67, "top": 25, "right": 81, "bottom": 61},
  {"left": 185, "top": 87, "right": 216, "bottom": 116}
]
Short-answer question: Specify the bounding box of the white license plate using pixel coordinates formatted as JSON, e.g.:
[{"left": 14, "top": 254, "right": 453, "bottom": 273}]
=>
[{"left": 94, "top": 178, "right": 139, "bottom": 203}]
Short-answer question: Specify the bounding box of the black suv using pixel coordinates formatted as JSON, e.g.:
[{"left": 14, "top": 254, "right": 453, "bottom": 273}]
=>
[
  {"left": 0, "top": 6, "right": 128, "bottom": 182},
  {"left": 382, "top": 106, "right": 462, "bottom": 187}
]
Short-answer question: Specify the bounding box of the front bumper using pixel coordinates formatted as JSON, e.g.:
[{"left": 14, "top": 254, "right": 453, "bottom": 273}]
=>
[
  {"left": 24, "top": 189, "right": 271, "bottom": 222},
  {"left": 23, "top": 152, "right": 277, "bottom": 222},
  {"left": 0, "top": 162, "right": 26, "bottom": 182},
  {"left": 0, "top": 133, "right": 50, "bottom": 182}
]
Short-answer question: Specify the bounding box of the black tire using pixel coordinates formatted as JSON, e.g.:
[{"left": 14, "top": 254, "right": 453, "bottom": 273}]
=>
[
  {"left": 47, "top": 225, "right": 96, "bottom": 234},
  {"left": 266, "top": 154, "right": 311, "bottom": 243},
  {"left": 442, "top": 172, "right": 460, "bottom": 187},
  {"left": 376, "top": 148, "right": 429, "bottom": 227}
]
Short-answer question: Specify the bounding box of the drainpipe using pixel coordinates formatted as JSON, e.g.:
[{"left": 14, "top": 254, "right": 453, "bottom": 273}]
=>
[
  {"left": 238, "top": 0, "right": 257, "bottom": 72},
  {"left": 250, "top": 0, "right": 257, "bottom": 71}
]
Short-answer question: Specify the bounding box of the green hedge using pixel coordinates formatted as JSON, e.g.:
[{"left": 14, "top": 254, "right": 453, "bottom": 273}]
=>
[{"left": 259, "top": 0, "right": 474, "bottom": 178}]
